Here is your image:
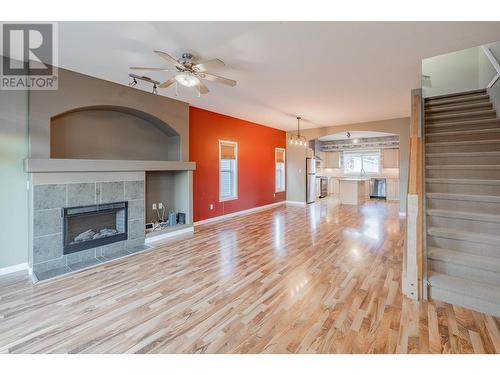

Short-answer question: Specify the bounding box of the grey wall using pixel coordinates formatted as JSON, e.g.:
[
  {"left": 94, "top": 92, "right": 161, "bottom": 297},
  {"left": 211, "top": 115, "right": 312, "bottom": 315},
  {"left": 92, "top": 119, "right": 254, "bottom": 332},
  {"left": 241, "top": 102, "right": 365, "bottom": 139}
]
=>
[
  {"left": 488, "top": 86, "right": 500, "bottom": 116},
  {"left": 146, "top": 172, "right": 175, "bottom": 223},
  {"left": 0, "top": 90, "right": 29, "bottom": 268},
  {"left": 422, "top": 47, "right": 481, "bottom": 97},
  {"left": 285, "top": 144, "right": 307, "bottom": 203},
  {"left": 146, "top": 170, "right": 192, "bottom": 225},
  {"left": 287, "top": 117, "right": 410, "bottom": 212},
  {"left": 51, "top": 108, "right": 180, "bottom": 160},
  {"left": 423, "top": 41, "right": 500, "bottom": 97},
  {"left": 29, "top": 67, "right": 190, "bottom": 161}
]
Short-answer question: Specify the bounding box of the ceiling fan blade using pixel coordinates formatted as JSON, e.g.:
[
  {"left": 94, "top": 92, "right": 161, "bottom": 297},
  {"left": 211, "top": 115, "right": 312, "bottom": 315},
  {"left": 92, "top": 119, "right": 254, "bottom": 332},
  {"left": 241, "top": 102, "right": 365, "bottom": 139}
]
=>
[
  {"left": 154, "top": 50, "right": 183, "bottom": 68},
  {"left": 130, "top": 66, "right": 174, "bottom": 71},
  {"left": 193, "top": 58, "right": 225, "bottom": 72},
  {"left": 196, "top": 80, "right": 210, "bottom": 95},
  {"left": 198, "top": 72, "right": 236, "bottom": 87},
  {"left": 158, "top": 77, "right": 176, "bottom": 89}
]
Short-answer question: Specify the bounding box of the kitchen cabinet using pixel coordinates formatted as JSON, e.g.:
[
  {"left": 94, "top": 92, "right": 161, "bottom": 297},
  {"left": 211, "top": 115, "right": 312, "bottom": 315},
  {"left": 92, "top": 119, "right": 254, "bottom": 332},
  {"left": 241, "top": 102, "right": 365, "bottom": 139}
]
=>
[
  {"left": 386, "top": 178, "right": 400, "bottom": 200},
  {"left": 317, "top": 151, "right": 326, "bottom": 163},
  {"left": 329, "top": 178, "right": 340, "bottom": 195},
  {"left": 382, "top": 148, "right": 399, "bottom": 168},
  {"left": 339, "top": 179, "right": 367, "bottom": 205},
  {"left": 324, "top": 152, "right": 341, "bottom": 169}
]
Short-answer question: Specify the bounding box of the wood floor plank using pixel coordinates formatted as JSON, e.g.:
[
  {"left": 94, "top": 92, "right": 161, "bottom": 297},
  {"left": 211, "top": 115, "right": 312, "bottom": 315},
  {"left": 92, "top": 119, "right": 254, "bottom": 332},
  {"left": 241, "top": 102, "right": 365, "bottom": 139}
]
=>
[{"left": 0, "top": 199, "right": 498, "bottom": 353}]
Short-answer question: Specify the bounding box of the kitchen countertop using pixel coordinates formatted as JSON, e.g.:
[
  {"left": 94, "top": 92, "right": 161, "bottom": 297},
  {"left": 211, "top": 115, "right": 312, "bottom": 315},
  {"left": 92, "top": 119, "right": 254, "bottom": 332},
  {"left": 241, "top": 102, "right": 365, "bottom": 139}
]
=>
[{"left": 338, "top": 177, "right": 369, "bottom": 181}]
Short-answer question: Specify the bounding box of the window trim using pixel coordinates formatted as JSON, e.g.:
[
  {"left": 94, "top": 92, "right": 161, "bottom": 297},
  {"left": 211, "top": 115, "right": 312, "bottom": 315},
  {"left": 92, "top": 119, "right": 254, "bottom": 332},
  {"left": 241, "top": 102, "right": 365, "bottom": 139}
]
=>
[
  {"left": 218, "top": 140, "right": 238, "bottom": 202},
  {"left": 342, "top": 149, "right": 381, "bottom": 175},
  {"left": 275, "top": 147, "right": 286, "bottom": 193}
]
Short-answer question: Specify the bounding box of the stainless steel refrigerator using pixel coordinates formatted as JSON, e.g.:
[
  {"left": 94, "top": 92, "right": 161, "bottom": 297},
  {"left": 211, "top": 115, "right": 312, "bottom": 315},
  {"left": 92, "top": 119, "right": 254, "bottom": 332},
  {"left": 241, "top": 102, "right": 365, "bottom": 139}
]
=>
[{"left": 306, "top": 158, "right": 316, "bottom": 204}]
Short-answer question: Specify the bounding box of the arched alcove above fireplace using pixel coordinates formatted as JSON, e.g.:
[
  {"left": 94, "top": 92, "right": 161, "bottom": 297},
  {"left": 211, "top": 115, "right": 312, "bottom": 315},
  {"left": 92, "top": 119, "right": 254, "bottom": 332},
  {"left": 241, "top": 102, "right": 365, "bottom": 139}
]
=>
[{"left": 50, "top": 105, "right": 180, "bottom": 161}]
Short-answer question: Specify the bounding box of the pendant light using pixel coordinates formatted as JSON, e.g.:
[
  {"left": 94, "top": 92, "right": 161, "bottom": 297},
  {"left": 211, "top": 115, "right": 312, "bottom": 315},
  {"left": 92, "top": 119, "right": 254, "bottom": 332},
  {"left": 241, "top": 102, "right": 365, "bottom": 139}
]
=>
[{"left": 289, "top": 116, "right": 307, "bottom": 147}]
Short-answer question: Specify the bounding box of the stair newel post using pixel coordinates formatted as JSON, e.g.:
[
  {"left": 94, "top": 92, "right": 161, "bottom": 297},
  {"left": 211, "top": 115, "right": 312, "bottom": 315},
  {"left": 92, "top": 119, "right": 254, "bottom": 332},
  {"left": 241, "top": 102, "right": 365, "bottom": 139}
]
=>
[{"left": 404, "top": 88, "right": 424, "bottom": 300}]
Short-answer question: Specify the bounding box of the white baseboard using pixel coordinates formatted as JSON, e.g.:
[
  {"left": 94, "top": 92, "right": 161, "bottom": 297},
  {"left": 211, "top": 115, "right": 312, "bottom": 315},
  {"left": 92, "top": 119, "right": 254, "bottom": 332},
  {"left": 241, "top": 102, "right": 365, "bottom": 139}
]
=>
[
  {"left": 145, "top": 226, "right": 194, "bottom": 244},
  {"left": 194, "top": 201, "right": 285, "bottom": 226},
  {"left": 285, "top": 200, "right": 307, "bottom": 206},
  {"left": 0, "top": 262, "right": 28, "bottom": 276}
]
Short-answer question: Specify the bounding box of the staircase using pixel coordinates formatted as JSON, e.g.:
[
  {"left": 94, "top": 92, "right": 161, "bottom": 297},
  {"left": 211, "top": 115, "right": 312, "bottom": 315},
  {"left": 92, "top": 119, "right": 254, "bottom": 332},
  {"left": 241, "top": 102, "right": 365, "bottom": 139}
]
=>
[{"left": 425, "top": 88, "right": 500, "bottom": 316}]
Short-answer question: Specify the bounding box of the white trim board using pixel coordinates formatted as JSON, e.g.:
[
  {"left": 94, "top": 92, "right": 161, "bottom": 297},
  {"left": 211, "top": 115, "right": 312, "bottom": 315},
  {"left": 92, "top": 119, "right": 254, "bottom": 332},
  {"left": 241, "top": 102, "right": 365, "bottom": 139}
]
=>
[
  {"left": 194, "top": 201, "right": 285, "bottom": 226},
  {"left": 145, "top": 226, "right": 194, "bottom": 244},
  {"left": 0, "top": 262, "right": 28, "bottom": 276},
  {"left": 285, "top": 200, "right": 307, "bottom": 206}
]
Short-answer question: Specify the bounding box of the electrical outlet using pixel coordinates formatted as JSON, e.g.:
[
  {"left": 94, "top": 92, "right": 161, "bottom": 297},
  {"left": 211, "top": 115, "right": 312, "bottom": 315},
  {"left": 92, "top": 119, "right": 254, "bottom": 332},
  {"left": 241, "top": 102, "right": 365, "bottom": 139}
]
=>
[
  {"left": 158, "top": 202, "right": 163, "bottom": 209},
  {"left": 210, "top": 204, "right": 213, "bottom": 210},
  {"left": 152, "top": 203, "right": 157, "bottom": 210},
  {"left": 273, "top": 193, "right": 276, "bottom": 198}
]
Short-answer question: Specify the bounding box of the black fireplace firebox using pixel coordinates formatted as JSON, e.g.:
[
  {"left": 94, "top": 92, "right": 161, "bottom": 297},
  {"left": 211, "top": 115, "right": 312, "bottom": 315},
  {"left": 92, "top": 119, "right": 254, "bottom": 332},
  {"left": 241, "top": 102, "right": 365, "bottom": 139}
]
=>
[{"left": 62, "top": 201, "right": 128, "bottom": 255}]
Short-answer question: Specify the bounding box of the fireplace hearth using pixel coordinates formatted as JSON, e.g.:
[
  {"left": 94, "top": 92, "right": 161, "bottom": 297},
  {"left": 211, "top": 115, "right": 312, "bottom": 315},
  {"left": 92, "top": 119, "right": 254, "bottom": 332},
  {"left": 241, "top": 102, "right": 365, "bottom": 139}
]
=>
[{"left": 63, "top": 201, "right": 128, "bottom": 255}]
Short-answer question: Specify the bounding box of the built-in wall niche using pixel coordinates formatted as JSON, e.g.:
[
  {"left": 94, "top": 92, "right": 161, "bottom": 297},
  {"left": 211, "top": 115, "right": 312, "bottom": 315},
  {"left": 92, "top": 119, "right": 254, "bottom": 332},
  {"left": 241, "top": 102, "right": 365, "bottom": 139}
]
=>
[
  {"left": 145, "top": 170, "right": 192, "bottom": 230},
  {"left": 50, "top": 106, "right": 180, "bottom": 161}
]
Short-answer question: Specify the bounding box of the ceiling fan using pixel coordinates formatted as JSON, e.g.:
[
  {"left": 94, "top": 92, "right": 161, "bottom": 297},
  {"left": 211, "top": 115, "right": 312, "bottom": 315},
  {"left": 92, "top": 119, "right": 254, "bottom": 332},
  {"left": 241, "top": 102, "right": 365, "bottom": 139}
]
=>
[{"left": 130, "top": 51, "right": 237, "bottom": 95}]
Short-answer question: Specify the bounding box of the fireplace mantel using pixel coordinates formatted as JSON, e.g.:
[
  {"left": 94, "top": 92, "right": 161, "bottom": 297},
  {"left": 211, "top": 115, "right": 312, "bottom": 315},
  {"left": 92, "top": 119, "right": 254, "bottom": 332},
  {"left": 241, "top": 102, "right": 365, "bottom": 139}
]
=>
[{"left": 25, "top": 158, "right": 196, "bottom": 173}]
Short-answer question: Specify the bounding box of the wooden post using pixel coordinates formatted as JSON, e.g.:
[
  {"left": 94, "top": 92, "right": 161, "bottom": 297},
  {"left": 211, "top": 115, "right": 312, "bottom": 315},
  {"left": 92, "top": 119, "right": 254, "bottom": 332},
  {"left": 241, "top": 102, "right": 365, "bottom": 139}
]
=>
[{"left": 404, "top": 89, "right": 423, "bottom": 300}]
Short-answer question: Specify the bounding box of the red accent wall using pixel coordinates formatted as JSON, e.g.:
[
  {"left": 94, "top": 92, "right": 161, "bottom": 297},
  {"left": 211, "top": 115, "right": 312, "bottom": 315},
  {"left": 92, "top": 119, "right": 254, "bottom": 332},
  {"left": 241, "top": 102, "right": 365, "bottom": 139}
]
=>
[{"left": 189, "top": 106, "right": 286, "bottom": 222}]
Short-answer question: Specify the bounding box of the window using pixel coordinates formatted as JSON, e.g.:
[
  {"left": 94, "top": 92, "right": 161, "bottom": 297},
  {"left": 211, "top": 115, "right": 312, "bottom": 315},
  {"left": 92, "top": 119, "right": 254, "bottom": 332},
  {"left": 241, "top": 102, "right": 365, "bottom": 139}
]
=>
[
  {"left": 219, "top": 140, "right": 238, "bottom": 201},
  {"left": 343, "top": 150, "right": 380, "bottom": 175},
  {"left": 275, "top": 148, "right": 286, "bottom": 192}
]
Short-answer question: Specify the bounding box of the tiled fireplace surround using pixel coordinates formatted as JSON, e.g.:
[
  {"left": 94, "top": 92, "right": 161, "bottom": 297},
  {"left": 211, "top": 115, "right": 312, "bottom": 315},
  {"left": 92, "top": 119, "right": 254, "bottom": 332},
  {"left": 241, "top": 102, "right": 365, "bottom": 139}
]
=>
[{"left": 31, "top": 173, "right": 146, "bottom": 281}]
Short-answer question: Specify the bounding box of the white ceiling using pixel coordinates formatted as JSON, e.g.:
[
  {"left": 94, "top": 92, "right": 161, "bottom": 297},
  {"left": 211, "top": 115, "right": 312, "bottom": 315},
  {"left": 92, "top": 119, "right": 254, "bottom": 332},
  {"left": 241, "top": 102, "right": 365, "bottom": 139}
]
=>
[
  {"left": 319, "top": 131, "right": 395, "bottom": 141},
  {"left": 58, "top": 22, "right": 500, "bottom": 131}
]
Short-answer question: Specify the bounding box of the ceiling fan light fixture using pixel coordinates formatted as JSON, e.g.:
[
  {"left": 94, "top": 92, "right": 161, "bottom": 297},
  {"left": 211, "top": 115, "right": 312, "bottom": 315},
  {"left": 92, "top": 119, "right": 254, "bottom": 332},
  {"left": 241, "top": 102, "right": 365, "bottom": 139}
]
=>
[
  {"left": 132, "top": 50, "right": 236, "bottom": 96},
  {"left": 175, "top": 72, "right": 199, "bottom": 88}
]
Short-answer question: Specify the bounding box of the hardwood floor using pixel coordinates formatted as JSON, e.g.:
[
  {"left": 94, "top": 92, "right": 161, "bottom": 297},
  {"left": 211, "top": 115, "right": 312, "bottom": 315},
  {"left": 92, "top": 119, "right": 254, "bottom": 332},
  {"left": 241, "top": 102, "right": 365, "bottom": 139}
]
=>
[{"left": 0, "top": 198, "right": 499, "bottom": 353}]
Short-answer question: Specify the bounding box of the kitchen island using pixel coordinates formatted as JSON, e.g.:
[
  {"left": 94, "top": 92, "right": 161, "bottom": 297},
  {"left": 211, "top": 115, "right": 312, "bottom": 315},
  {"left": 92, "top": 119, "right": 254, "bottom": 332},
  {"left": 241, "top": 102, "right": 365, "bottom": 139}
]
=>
[{"left": 338, "top": 178, "right": 368, "bottom": 205}]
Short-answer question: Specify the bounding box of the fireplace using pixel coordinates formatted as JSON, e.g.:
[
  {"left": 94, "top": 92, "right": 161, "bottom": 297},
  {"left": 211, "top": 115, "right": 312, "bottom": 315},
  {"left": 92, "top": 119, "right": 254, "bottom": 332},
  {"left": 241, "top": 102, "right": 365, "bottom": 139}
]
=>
[{"left": 62, "top": 201, "right": 128, "bottom": 255}]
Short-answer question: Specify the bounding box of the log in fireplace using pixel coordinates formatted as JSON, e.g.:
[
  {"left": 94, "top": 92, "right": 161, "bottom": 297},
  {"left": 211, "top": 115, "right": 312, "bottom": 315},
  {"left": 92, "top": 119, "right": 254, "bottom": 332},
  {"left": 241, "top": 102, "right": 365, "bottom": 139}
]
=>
[{"left": 62, "top": 202, "right": 128, "bottom": 255}]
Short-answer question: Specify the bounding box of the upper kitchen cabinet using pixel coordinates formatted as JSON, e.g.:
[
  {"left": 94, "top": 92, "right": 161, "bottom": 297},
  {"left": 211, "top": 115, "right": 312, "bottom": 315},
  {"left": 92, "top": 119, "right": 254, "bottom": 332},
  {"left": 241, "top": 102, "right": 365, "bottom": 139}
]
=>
[
  {"left": 382, "top": 148, "right": 399, "bottom": 168},
  {"left": 324, "top": 152, "right": 341, "bottom": 169}
]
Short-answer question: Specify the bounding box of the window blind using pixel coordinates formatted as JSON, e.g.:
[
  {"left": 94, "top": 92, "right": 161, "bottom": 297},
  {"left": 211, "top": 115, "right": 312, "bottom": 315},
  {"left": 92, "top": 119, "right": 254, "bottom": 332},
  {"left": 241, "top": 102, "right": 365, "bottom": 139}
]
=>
[
  {"left": 221, "top": 144, "right": 236, "bottom": 160},
  {"left": 276, "top": 149, "right": 285, "bottom": 163}
]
